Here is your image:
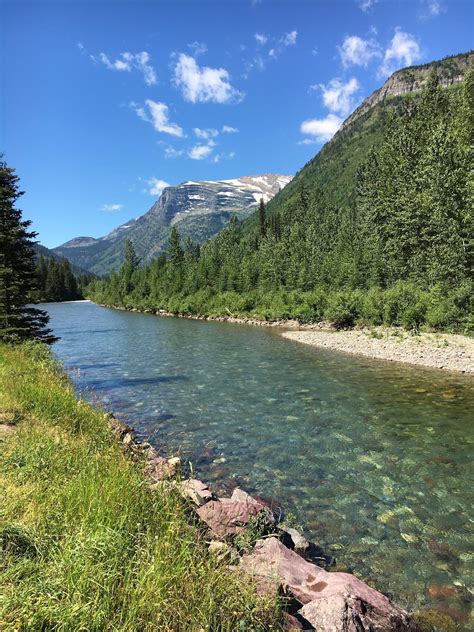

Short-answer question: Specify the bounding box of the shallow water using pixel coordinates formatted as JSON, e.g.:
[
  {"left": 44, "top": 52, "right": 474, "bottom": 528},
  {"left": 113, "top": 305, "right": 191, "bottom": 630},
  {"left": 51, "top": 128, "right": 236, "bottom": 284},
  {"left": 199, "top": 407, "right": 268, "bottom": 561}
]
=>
[{"left": 44, "top": 302, "right": 473, "bottom": 624}]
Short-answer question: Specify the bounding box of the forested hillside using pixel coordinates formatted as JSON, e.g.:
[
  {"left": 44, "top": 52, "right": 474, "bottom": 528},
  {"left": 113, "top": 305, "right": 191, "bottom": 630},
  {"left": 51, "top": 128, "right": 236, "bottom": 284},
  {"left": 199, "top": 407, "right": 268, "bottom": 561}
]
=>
[
  {"left": 33, "top": 256, "right": 93, "bottom": 302},
  {"left": 88, "top": 66, "right": 473, "bottom": 332}
]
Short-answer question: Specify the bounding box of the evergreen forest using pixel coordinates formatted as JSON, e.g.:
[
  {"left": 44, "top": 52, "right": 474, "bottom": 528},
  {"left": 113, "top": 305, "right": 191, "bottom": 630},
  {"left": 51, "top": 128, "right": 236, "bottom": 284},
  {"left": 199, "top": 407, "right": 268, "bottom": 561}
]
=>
[{"left": 88, "top": 72, "right": 473, "bottom": 332}]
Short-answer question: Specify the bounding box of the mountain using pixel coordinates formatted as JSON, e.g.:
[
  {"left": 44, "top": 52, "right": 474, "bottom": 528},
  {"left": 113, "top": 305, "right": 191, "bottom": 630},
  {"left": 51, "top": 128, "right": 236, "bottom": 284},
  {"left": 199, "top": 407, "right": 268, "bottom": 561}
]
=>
[
  {"left": 54, "top": 174, "right": 292, "bottom": 275},
  {"left": 32, "top": 243, "right": 89, "bottom": 277},
  {"left": 262, "top": 51, "right": 473, "bottom": 220},
  {"left": 89, "top": 49, "right": 473, "bottom": 332}
]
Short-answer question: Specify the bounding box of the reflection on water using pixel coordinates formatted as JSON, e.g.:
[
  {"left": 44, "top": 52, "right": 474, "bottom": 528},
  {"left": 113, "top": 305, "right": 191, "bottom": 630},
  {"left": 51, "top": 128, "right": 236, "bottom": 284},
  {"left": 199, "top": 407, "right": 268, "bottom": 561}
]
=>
[{"left": 44, "top": 302, "right": 474, "bottom": 625}]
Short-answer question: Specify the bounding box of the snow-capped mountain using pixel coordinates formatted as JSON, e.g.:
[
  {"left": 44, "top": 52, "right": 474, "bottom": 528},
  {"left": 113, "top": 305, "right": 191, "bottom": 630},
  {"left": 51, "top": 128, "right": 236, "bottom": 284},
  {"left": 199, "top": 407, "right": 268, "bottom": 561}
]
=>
[{"left": 53, "top": 173, "right": 292, "bottom": 274}]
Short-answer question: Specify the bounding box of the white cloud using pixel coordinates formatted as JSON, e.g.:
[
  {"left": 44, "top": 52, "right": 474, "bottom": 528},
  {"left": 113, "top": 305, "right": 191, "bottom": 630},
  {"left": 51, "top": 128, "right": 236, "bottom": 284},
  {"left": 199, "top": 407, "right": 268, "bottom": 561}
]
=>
[
  {"left": 428, "top": 0, "right": 442, "bottom": 15},
  {"left": 146, "top": 177, "right": 170, "bottom": 196},
  {"left": 101, "top": 203, "right": 123, "bottom": 212},
  {"left": 188, "top": 141, "right": 216, "bottom": 160},
  {"left": 339, "top": 35, "right": 381, "bottom": 67},
  {"left": 173, "top": 53, "right": 243, "bottom": 104},
  {"left": 282, "top": 30, "right": 298, "bottom": 46},
  {"left": 222, "top": 125, "right": 238, "bottom": 133},
  {"left": 193, "top": 127, "right": 219, "bottom": 140},
  {"left": 163, "top": 145, "right": 184, "bottom": 159},
  {"left": 420, "top": 0, "right": 443, "bottom": 18},
  {"left": 300, "top": 114, "right": 343, "bottom": 143},
  {"left": 130, "top": 100, "right": 184, "bottom": 137},
  {"left": 213, "top": 151, "right": 236, "bottom": 163},
  {"left": 95, "top": 51, "right": 157, "bottom": 85},
  {"left": 188, "top": 41, "right": 208, "bottom": 56},
  {"left": 317, "top": 77, "right": 359, "bottom": 116},
  {"left": 358, "top": 0, "right": 378, "bottom": 11},
  {"left": 255, "top": 33, "right": 268, "bottom": 45},
  {"left": 379, "top": 30, "right": 421, "bottom": 77}
]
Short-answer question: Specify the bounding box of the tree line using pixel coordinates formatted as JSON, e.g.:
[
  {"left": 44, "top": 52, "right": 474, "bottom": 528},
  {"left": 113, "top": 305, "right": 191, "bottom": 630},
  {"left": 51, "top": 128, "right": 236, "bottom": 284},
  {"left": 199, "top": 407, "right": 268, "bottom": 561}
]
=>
[{"left": 88, "top": 71, "right": 473, "bottom": 331}]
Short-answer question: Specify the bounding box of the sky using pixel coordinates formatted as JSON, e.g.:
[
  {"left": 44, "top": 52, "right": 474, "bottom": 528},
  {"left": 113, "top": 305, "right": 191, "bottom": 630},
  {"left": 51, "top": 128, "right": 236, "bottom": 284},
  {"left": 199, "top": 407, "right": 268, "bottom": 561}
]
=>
[{"left": 2, "top": 0, "right": 473, "bottom": 248}]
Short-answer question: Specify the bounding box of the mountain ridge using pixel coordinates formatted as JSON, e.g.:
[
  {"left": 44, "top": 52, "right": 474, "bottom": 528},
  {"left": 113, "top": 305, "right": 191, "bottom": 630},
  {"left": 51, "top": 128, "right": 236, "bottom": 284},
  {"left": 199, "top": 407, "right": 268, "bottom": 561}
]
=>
[{"left": 54, "top": 173, "right": 292, "bottom": 274}]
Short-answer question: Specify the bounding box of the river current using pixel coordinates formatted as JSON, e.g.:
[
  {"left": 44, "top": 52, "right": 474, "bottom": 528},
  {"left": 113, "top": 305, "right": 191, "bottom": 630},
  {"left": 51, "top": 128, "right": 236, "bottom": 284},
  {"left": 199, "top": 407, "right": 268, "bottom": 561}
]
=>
[{"left": 43, "top": 301, "right": 473, "bottom": 624}]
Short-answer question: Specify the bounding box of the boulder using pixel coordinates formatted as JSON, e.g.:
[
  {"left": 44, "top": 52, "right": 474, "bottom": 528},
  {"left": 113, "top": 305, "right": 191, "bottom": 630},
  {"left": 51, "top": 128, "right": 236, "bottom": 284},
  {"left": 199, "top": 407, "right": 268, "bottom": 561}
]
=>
[
  {"left": 280, "top": 526, "right": 310, "bottom": 554},
  {"left": 180, "top": 478, "right": 214, "bottom": 506},
  {"left": 196, "top": 495, "right": 273, "bottom": 538},
  {"left": 145, "top": 455, "right": 180, "bottom": 482},
  {"left": 208, "top": 540, "right": 239, "bottom": 564},
  {"left": 239, "top": 538, "right": 418, "bottom": 631}
]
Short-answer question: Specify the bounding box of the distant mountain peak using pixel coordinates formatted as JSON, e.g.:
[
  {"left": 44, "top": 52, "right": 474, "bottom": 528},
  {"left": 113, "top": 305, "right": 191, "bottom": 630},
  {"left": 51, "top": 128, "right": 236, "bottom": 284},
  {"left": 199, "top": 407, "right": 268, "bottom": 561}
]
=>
[{"left": 53, "top": 172, "right": 292, "bottom": 274}]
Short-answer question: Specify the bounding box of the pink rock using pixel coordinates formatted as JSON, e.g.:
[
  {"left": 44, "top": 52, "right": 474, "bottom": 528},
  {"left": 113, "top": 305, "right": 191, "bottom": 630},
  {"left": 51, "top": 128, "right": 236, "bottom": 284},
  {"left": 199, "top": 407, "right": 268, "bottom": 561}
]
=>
[
  {"left": 239, "top": 538, "right": 418, "bottom": 631},
  {"left": 196, "top": 497, "right": 269, "bottom": 538}
]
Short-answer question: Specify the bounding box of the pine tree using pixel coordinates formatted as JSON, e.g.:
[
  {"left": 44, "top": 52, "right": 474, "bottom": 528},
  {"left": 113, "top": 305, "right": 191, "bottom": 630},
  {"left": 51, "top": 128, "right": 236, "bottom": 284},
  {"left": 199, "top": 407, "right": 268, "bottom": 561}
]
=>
[
  {"left": 167, "top": 226, "right": 184, "bottom": 265},
  {"left": 0, "top": 158, "right": 56, "bottom": 343},
  {"left": 258, "top": 198, "right": 266, "bottom": 238},
  {"left": 120, "top": 239, "right": 139, "bottom": 298}
]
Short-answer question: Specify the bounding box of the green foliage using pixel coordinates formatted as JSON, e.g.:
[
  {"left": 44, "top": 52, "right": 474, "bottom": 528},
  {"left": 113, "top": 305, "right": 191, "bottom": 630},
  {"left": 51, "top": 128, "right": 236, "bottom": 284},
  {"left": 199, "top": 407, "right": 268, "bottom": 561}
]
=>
[
  {"left": 87, "top": 74, "right": 473, "bottom": 333},
  {"left": 0, "top": 158, "right": 57, "bottom": 344},
  {"left": 34, "top": 256, "right": 82, "bottom": 302},
  {"left": 0, "top": 343, "right": 282, "bottom": 631}
]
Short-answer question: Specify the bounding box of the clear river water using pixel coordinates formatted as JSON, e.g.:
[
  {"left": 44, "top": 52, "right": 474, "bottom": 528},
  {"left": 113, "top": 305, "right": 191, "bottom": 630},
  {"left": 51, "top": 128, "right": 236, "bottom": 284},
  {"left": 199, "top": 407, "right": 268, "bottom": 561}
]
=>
[{"left": 44, "top": 301, "right": 473, "bottom": 624}]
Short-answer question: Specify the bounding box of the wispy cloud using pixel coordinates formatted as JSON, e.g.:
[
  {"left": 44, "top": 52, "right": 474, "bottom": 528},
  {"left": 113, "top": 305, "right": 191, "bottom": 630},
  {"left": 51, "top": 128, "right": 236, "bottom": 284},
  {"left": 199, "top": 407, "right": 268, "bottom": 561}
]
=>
[
  {"left": 130, "top": 100, "right": 184, "bottom": 137},
  {"left": 420, "top": 0, "right": 443, "bottom": 18},
  {"left": 339, "top": 35, "right": 381, "bottom": 67},
  {"left": 188, "top": 141, "right": 216, "bottom": 160},
  {"left": 300, "top": 114, "right": 343, "bottom": 144},
  {"left": 188, "top": 41, "right": 208, "bottom": 56},
  {"left": 269, "top": 30, "right": 298, "bottom": 58},
  {"left": 222, "top": 125, "right": 238, "bottom": 133},
  {"left": 92, "top": 50, "right": 157, "bottom": 85},
  {"left": 379, "top": 29, "right": 421, "bottom": 77},
  {"left": 357, "top": 0, "right": 378, "bottom": 12},
  {"left": 193, "top": 127, "right": 219, "bottom": 140},
  {"left": 254, "top": 33, "right": 268, "bottom": 46},
  {"left": 146, "top": 177, "right": 170, "bottom": 196},
  {"left": 314, "top": 77, "right": 360, "bottom": 116},
  {"left": 173, "top": 54, "right": 244, "bottom": 104},
  {"left": 101, "top": 203, "right": 123, "bottom": 213}
]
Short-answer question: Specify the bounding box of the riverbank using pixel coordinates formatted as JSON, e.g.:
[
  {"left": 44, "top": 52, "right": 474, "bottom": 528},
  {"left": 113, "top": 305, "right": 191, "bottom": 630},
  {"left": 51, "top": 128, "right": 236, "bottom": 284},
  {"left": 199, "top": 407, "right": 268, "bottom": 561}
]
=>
[
  {"left": 1, "top": 341, "right": 434, "bottom": 631},
  {"left": 282, "top": 327, "right": 474, "bottom": 374},
  {"left": 0, "top": 342, "right": 281, "bottom": 631},
  {"left": 98, "top": 303, "right": 473, "bottom": 374}
]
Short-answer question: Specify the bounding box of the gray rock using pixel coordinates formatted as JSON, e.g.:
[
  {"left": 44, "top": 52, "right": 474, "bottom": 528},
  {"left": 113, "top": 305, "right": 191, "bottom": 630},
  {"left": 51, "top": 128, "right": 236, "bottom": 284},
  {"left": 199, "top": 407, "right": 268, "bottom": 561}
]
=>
[
  {"left": 281, "top": 526, "right": 310, "bottom": 553},
  {"left": 180, "top": 478, "right": 214, "bottom": 506}
]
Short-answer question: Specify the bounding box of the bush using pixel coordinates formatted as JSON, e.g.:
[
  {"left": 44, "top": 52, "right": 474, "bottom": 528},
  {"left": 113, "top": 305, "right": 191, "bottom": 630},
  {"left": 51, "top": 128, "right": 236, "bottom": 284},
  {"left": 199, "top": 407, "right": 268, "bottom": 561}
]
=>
[{"left": 324, "top": 290, "right": 363, "bottom": 329}]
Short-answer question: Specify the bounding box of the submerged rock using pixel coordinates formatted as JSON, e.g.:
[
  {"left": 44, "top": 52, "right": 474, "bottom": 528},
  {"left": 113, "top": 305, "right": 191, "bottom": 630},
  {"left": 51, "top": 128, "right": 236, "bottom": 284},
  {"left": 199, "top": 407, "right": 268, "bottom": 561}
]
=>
[{"left": 239, "top": 538, "right": 419, "bottom": 631}]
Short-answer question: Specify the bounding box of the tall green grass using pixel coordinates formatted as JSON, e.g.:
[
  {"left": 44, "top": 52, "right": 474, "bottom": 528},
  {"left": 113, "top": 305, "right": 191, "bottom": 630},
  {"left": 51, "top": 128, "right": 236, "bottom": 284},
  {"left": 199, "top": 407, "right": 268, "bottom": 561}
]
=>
[{"left": 0, "top": 342, "right": 282, "bottom": 631}]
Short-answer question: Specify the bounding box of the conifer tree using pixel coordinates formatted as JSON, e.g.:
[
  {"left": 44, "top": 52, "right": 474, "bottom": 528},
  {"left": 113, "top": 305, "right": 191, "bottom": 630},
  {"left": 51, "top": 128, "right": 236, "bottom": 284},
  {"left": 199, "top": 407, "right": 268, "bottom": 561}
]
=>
[
  {"left": 0, "top": 158, "right": 56, "bottom": 343},
  {"left": 258, "top": 198, "right": 266, "bottom": 238}
]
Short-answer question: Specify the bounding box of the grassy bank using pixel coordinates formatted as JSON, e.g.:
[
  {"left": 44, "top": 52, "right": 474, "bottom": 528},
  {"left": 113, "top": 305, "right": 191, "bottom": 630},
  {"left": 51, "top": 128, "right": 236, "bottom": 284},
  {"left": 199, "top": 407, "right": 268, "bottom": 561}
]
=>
[{"left": 0, "top": 342, "right": 281, "bottom": 631}]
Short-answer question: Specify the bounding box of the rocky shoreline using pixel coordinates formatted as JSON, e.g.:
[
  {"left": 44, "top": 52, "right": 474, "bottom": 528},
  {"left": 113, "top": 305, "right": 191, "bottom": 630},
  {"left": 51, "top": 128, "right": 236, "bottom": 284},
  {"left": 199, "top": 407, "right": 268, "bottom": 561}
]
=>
[
  {"left": 282, "top": 328, "right": 473, "bottom": 374},
  {"left": 98, "top": 303, "right": 473, "bottom": 374},
  {"left": 108, "top": 412, "right": 421, "bottom": 631}
]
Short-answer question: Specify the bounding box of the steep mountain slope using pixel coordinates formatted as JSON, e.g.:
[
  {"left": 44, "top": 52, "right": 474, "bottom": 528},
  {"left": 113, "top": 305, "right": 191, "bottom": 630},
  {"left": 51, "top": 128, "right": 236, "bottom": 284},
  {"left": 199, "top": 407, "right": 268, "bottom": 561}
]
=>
[
  {"left": 32, "top": 243, "right": 89, "bottom": 276},
  {"left": 54, "top": 174, "right": 291, "bottom": 274},
  {"left": 262, "top": 50, "right": 473, "bottom": 222}
]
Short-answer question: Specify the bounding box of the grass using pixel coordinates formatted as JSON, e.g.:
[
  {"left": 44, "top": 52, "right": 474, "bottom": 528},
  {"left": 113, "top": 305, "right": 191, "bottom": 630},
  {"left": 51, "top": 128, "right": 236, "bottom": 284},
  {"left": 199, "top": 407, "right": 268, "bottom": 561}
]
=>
[{"left": 0, "top": 341, "right": 282, "bottom": 631}]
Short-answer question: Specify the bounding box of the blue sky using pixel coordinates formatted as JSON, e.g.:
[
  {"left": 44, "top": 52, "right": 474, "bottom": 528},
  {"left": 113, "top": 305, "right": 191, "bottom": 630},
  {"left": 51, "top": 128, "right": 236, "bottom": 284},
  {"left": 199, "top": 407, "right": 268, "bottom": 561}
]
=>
[{"left": 3, "top": 0, "right": 473, "bottom": 248}]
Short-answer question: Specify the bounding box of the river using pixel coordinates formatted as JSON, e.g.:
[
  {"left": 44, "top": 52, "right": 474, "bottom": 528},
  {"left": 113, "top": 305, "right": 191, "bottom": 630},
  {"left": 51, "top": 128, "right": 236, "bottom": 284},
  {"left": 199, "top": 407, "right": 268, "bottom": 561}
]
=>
[{"left": 44, "top": 301, "right": 473, "bottom": 623}]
